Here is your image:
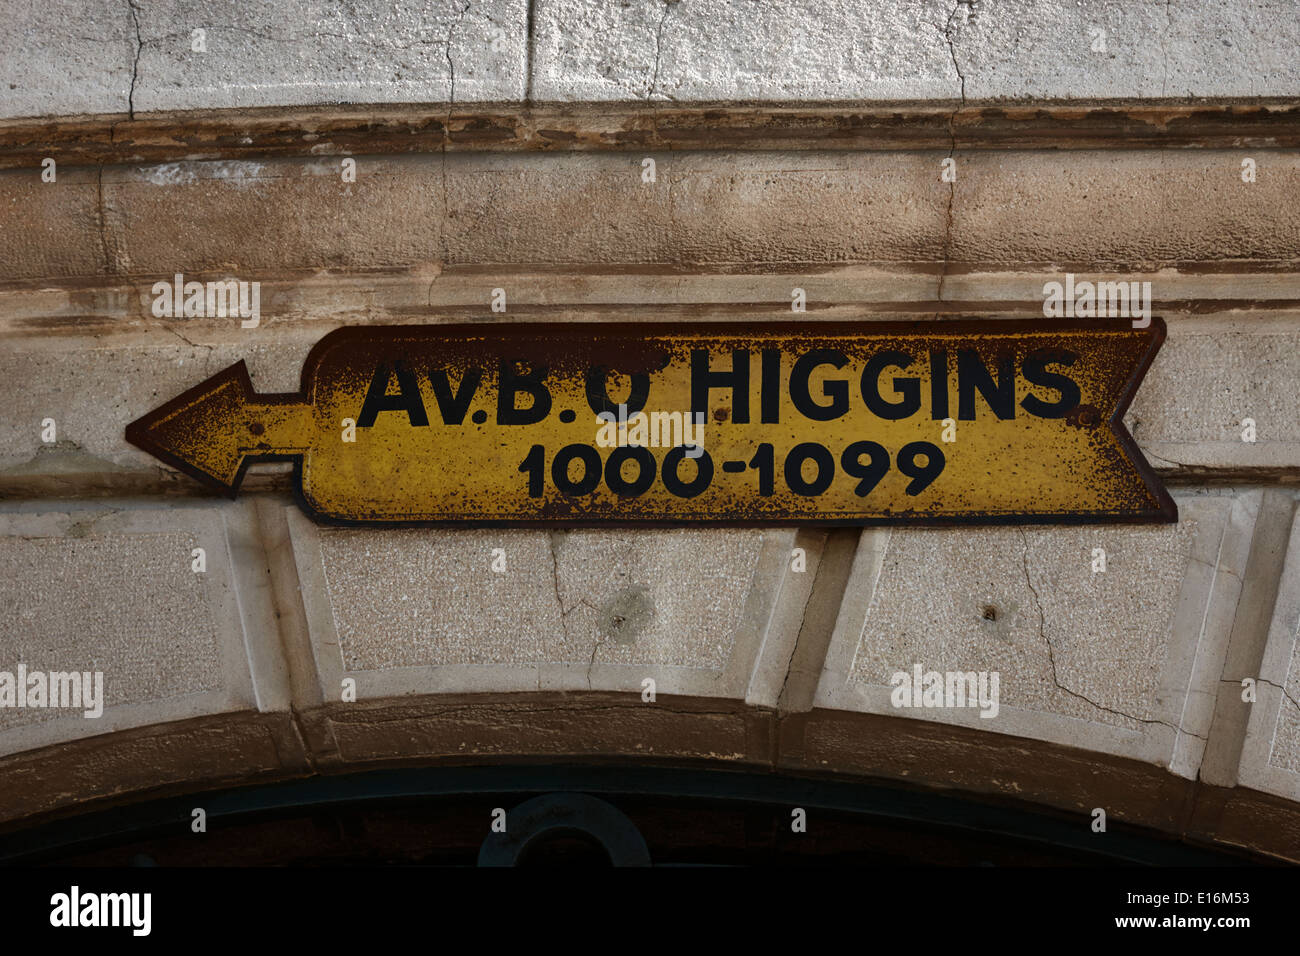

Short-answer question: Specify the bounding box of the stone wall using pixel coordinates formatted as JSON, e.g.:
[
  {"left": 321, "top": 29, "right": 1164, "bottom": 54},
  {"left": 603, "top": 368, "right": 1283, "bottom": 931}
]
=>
[{"left": 1, "top": 0, "right": 1299, "bottom": 860}]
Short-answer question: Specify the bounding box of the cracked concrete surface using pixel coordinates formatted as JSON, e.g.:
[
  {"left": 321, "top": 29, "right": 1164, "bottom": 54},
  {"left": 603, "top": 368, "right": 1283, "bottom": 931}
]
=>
[
  {"left": 302, "top": 525, "right": 764, "bottom": 681},
  {"left": 544, "top": 529, "right": 608, "bottom": 689},
  {"left": 1019, "top": 528, "right": 1197, "bottom": 739},
  {"left": 817, "top": 498, "right": 1253, "bottom": 779},
  {"left": 19, "top": 0, "right": 528, "bottom": 118},
  {"left": 5, "top": 0, "right": 1300, "bottom": 119}
]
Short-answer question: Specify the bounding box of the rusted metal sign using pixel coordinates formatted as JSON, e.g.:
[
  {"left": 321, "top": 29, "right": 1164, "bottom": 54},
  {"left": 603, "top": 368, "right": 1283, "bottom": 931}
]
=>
[{"left": 125, "top": 319, "right": 1175, "bottom": 526}]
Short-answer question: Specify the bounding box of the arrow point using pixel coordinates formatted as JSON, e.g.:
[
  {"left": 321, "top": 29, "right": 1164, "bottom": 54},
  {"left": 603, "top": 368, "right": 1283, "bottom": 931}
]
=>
[{"left": 125, "top": 360, "right": 257, "bottom": 495}]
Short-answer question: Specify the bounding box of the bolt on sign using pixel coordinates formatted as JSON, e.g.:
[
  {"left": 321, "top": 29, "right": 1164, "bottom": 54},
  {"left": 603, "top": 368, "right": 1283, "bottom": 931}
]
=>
[{"left": 125, "top": 319, "right": 1175, "bottom": 526}]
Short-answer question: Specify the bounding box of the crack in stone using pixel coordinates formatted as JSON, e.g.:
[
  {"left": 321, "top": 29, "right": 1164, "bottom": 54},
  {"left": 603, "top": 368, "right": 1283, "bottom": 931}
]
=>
[
  {"left": 126, "top": 0, "right": 143, "bottom": 120},
  {"left": 63, "top": 506, "right": 124, "bottom": 538},
  {"left": 1222, "top": 676, "right": 1300, "bottom": 712},
  {"left": 167, "top": 326, "right": 206, "bottom": 348},
  {"left": 776, "top": 534, "right": 825, "bottom": 712},
  {"left": 649, "top": 0, "right": 678, "bottom": 101},
  {"left": 1019, "top": 530, "right": 1199, "bottom": 738},
  {"left": 939, "top": 2, "right": 969, "bottom": 106},
  {"left": 1141, "top": 447, "right": 1185, "bottom": 469},
  {"left": 547, "top": 530, "right": 565, "bottom": 613},
  {"left": 585, "top": 630, "right": 605, "bottom": 689},
  {"left": 544, "top": 530, "right": 563, "bottom": 690},
  {"left": 934, "top": 1, "right": 969, "bottom": 316},
  {"left": 545, "top": 530, "right": 605, "bottom": 689},
  {"left": 167, "top": 326, "right": 216, "bottom": 374},
  {"left": 425, "top": 267, "right": 442, "bottom": 308},
  {"left": 437, "top": 2, "right": 470, "bottom": 272},
  {"left": 446, "top": 1, "right": 471, "bottom": 107},
  {"left": 524, "top": 0, "right": 537, "bottom": 103}
]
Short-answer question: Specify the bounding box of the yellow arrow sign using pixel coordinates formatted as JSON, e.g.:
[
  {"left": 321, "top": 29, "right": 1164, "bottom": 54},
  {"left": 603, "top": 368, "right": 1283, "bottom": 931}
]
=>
[{"left": 125, "top": 319, "right": 1175, "bottom": 526}]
